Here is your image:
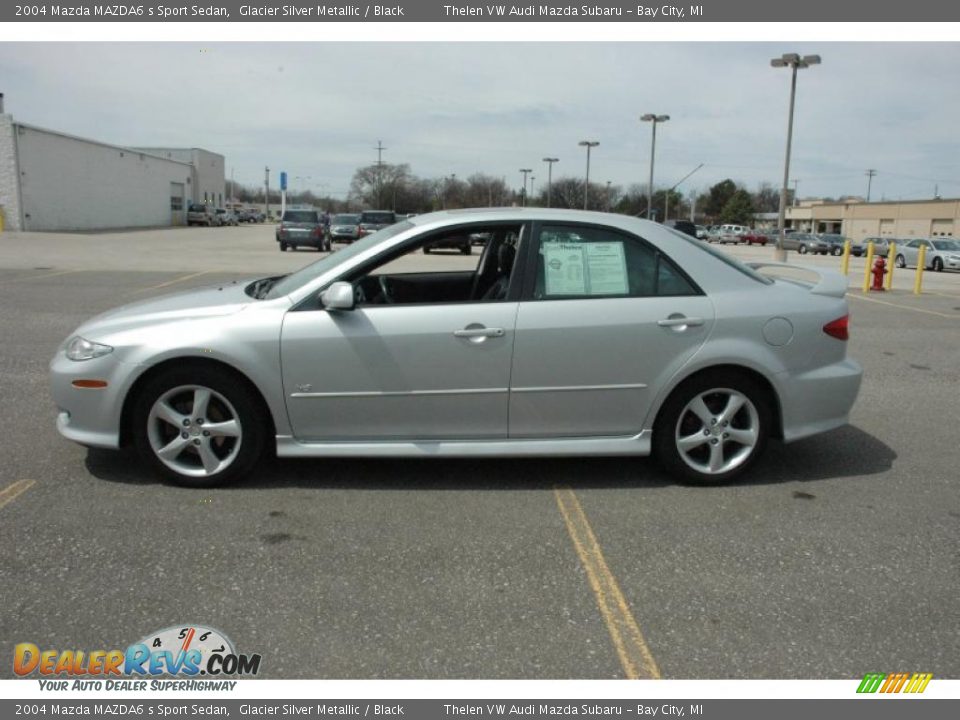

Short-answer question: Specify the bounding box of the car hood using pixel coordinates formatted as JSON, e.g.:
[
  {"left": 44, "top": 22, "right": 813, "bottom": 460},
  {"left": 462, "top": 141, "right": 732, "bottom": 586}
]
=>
[{"left": 75, "top": 280, "right": 255, "bottom": 339}]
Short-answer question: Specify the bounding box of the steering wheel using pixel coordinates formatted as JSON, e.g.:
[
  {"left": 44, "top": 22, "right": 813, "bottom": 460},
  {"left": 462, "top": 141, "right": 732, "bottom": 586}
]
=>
[{"left": 378, "top": 275, "right": 395, "bottom": 304}]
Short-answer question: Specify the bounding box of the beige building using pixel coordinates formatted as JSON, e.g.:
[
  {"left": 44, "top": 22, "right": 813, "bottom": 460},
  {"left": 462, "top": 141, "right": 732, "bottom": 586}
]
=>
[{"left": 785, "top": 198, "right": 959, "bottom": 239}]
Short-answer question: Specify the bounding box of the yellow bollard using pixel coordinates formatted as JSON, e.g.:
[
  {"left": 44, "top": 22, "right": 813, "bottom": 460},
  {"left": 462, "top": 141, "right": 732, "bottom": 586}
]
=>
[
  {"left": 885, "top": 241, "right": 896, "bottom": 290},
  {"left": 861, "top": 241, "right": 875, "bottom": 293},
  {"left": 913, "top": 245, "right": 926, "bottom": 295},
  {"left": 840, "top": 240, "right": 851, "bottom": 275}
]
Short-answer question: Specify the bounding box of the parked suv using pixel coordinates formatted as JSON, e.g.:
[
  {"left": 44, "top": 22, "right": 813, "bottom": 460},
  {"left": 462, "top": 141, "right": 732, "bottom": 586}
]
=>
[
  {"left": 663, "top": 219, "right": 697, "bottom": 238},
  {"left": 187, "top": 203, "right": 217, "bottom": 227},
  {"left": 276, "top": 210, "right": 330, "bottom": 252},
  {"left": 358, "top": 210, "right": 397, "bottom": 238}
]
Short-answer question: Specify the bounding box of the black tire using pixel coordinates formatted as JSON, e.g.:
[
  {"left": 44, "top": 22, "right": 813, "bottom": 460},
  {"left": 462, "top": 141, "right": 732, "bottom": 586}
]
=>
[
  {"left": 279, "top": 242, "right": 288, "bottom": 252},
  {"left": 462, "top": 244, "right": 472, "bottom": 255},
  {"left": 798, "top": 244, "right": 808, "bottom": 254},
  {"left": 895, "top": 254, "right": 906, "bottom": 269},
  {"left": 653, "top": 370, "right": 771, "bottom": 486},
  {"left": 933, "top": 257, "right": 943, "bottom": 272},
  {"left": 423, "top": 246, "right": 432, "bottom": 254},
  {"left": 132, "top": 365, "right": 267, "bottom": 488},
  {"left": 832, "top": 247, "right": 843, "bottom": 256}
]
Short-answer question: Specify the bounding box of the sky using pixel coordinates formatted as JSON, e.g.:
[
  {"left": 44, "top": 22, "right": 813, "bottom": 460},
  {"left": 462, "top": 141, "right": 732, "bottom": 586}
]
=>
[{"left": 1, "top": 41, "right": 958, "bottom": 203}]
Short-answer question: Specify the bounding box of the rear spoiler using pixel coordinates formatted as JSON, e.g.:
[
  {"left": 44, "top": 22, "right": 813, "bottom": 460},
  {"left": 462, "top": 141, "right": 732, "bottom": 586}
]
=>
[{"left": 746, "top": 262, "right": 849, "bottom": 299}]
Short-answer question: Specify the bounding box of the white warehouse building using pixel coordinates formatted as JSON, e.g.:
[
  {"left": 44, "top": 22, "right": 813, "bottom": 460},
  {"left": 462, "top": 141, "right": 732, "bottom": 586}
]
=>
[{"left": 0, "top": 106, "right": 225, "bottom": 232}]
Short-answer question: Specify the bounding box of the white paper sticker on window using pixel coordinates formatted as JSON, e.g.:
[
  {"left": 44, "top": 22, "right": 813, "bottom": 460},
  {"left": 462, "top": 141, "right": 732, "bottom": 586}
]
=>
[{"left": 542, "top": 241, "right": 628, "bottom": 296}]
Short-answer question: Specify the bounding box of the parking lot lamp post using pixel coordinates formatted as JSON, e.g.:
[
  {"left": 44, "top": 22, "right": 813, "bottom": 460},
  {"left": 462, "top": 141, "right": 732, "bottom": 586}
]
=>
[
  {"left": 772, "top": 53, "right": 821, "bottom": 261},
  {"left": 530, "top": 176, "right": 536, "bottom": 204},
  {"left": 578, "top": 141, "right": 599, "bottom": 210},
  {"left": 640, "top": 114, "right": 669, "bottom": 222},
  {"left": 542, "top": 158, "right": 559, "bottom": 207},
  {"left": 520, "top": 168, "right": 532, "bottom": 207}
]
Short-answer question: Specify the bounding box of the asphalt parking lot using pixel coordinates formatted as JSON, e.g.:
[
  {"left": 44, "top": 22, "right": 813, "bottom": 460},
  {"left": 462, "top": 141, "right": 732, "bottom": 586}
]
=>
[{"left": 1, "top": 223, "right": 958, "bottom": 679}]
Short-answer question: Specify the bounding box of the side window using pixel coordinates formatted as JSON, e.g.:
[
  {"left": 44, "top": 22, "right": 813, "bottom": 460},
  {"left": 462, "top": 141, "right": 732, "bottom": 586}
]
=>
[
  {"left": 347, "top": 224, "right": 523, "bottom": 306},
  {"left": 533, "top": 224, "right": 697, "bottom": 300}
]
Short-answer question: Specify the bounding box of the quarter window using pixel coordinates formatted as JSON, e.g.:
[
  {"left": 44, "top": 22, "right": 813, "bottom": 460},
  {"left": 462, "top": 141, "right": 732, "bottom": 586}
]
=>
[{"left": 533, "top": 225, "right": 697, "bottom": 299}]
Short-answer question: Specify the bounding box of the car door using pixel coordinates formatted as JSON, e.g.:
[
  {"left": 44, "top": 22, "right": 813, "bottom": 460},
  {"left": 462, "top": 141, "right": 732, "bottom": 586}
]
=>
[
  {"left": 901, "top": 239, "right": 922, "bottom": 267},
  {"left": 279, "top": 227, "right": 524, "bottom": 442},
  {"left": 508, "top": 223, "right": 715, "bottom": 438}
]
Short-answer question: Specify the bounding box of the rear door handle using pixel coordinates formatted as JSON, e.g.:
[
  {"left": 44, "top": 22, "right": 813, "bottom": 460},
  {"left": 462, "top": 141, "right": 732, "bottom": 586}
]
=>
[
  {"left": 454, "top": 327, "right": 505, "bottom": 338},
  {"left": 657, "top": 316, "right": 705, "bottom": 328}
]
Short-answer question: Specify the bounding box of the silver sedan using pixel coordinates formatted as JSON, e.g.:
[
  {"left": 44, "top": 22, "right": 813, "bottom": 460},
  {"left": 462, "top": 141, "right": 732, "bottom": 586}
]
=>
[{"left": 50, "top": 209, "right": 862, "bottom": 487}]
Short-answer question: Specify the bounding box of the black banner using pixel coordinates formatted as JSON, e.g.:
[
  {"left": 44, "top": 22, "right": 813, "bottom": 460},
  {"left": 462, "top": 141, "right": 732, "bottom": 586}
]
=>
[
  {"left": 3, "top": 0, "right": 958, "bottom": 23},
  {"left": 1, "top": 700, "right": 958, "bottom": 720}
]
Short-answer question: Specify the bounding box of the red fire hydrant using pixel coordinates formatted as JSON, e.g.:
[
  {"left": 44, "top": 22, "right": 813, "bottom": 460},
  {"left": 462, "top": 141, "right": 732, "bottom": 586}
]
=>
[{"left": 870, "top": 256, "right": 887, "bottom": 291}]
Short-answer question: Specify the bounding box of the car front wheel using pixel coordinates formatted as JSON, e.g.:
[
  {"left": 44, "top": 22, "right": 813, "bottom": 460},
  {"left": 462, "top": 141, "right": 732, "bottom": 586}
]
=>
[
  {"left": 132, "top": 367, "right": 266, "bottom": 488},
  {"left": 896, "top": 254, "right": 906, "bottom": 268},
  {"left": 933, "top": 257, "right": 943, "bottom": 272},
  {"left": 654, "top": 371, "right": 771, "bottom": 485},
  {"left": 798, "top": 244, "right": 808, "bottom": 254}
]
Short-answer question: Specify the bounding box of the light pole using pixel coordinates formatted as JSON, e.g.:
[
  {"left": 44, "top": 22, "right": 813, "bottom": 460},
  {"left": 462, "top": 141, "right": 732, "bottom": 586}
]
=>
[
  {"left": 519, "top": 168, "right": 532, "bottom": 207},
  {"left": 606, "top": 181, "right": 612, "bottom": 211},
  {"left": 542, "top": 157, "right": 559, "bottom": 207},
  {"left": 772, "top": 52, "right": 821, "bottom": 260},
  {"left": 640, "top": 113, "right": 669, "bottom": 222},
  {"left": 529, "top": 175, "right": 536, "bottom": 203},
  {"left": 578, "top": 140, "right": 599, "bottom": 210},
  {"left": 664, "top": 163, "right": 704, "bottom": 222}
]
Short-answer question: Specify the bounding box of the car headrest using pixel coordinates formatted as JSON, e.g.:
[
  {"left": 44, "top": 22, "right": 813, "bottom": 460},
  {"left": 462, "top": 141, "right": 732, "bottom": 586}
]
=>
[{"left": 498, "top": 243, "right": 516, "bottom": 273}]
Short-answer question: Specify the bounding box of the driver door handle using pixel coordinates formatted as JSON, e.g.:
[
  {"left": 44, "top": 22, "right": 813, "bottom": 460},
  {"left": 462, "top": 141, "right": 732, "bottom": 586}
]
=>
[
  {"left": 454, "top": 327, "right": 505, "bottom": 338},
  {"left": 657, "top": 316, "right": 705, "bottom": 328}
]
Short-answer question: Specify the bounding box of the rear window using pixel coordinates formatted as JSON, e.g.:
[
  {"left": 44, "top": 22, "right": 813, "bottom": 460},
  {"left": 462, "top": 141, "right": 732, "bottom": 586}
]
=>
[
  {"left": 360, "top": 211, "right": 396, "bottom": 225},
  {"left": 188, "top": 204, "right": 207, "bottom": 212},
  {"left": 283, "top": 211, "right": 319, "bottom": 223},
  {"left": 333, "top": 214, "right": 359, "bottom": 224}
]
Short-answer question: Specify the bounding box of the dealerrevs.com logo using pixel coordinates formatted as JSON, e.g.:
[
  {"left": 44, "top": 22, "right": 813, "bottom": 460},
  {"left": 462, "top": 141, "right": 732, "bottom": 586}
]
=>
[
  {"left": 857, "top": 673, "right": 933, "bottom": 694},
  {"left": 14, "top": 625, "right": 261, "bottom": 685}
]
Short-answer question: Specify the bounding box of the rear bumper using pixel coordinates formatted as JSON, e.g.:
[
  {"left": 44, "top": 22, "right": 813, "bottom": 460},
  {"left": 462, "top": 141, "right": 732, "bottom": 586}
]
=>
[{"left": 778, "top": 358, "right": 863, "bottom": 443}]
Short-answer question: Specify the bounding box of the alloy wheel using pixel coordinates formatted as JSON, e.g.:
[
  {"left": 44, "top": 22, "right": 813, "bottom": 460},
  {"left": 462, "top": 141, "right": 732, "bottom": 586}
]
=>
[
  {"left": 674, "top": 388, "right": 760, "bottom": 476},
  {"left": 146, "top": 385, "right": 243, "bottom": 478}
]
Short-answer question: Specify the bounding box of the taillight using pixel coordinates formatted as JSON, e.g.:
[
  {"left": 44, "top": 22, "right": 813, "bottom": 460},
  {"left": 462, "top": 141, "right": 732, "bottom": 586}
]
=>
[
  {"left": 823, "top": 315, "right": 849, "bottom": 341},
  {"left": 312, "top": 227, "right": 321, "bottom": 238}
]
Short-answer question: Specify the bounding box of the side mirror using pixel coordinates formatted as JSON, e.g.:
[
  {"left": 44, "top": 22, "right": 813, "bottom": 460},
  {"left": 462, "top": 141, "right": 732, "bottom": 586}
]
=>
[{"left": 320, "top": 281, "right": 355, "bottom": 311}]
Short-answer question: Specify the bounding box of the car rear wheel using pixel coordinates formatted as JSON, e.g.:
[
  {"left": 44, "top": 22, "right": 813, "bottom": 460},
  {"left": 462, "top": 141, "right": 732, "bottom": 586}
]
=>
[
  {"left": 798, "top": 244, "right": 808, "bottom": 254},
  {"left": 895, "top": 254, "right": 906, "bottom": 268},
  {"left": 279, "top": 242, "right": 288, "bottom": 252},
  {"left": 132, "top": 367, "right": 266, "bottom": 488},
  {"left": 832, "top": 246, "right": 843, "bottom": 256},
  {"left": 654, "top": 371, "right": 771, "bottom": 485}
]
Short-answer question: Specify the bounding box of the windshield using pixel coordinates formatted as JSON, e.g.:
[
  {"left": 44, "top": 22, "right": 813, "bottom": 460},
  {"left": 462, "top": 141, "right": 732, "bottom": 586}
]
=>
[
  {"left": 283, "top": 211, "right": 319, "bottom": 223},
  {"left": 266, "top": 221, "right": 415, "bottom": 299},
  {"left": 932, "top": 240, "right": 959, "bottom": 251},
  {"left": 333, "top": 214, "right": 359, "bottom": 224}
]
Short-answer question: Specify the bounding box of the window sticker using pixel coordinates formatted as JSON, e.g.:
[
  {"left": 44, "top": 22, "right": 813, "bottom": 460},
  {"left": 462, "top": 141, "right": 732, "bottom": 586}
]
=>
[{"left": 542, "top": 241, "right": 628, "bottom": 296}]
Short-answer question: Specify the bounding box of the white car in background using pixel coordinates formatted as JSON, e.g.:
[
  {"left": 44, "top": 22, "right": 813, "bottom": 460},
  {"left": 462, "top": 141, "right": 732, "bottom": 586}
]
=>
[{"left": 894, "top": 238, "right": 960, "bottom": 272}]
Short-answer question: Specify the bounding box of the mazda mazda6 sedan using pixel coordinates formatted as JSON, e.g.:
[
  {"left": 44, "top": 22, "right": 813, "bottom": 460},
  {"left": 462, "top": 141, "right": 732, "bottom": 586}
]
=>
[{"left": 50, "top": 209, "right": 862, "bottom": 487}]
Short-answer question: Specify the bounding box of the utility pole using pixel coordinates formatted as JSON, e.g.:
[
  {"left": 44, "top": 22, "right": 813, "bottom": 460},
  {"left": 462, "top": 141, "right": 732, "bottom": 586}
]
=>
[
  {"left": 578, "top": 141, "right": 599, "bottom": 210},
  {"left": 375, "top": 140, "right": 387, "bottom": 208},
  {"left": 865, "top": 169, "right": 876, "bottom": 202},
  {"left": 792, "top": 179, "right": 800, "bottom": 206}
]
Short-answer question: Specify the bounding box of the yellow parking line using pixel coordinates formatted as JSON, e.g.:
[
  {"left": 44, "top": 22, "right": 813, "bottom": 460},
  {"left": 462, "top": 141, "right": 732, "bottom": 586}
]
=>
[
  {"left": 0, "top": 479, "right": 36, "bottom": 510},
  {"left": 2, "top": 269, "right": 83, "bottom": 283},
  {"left": 847, "top": 293, "right": 959, "bottom": 318},
  {"left": 130, "top": 270, "right": 211, "bottom": 294},
  {"left": 554, "top": 486, "right": 661, "bottom": 680}
]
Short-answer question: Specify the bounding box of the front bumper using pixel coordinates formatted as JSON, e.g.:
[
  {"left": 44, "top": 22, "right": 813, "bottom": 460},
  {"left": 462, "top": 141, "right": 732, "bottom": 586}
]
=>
[{"left": 49, "top": 351, "right": 133, "bottom": 449}]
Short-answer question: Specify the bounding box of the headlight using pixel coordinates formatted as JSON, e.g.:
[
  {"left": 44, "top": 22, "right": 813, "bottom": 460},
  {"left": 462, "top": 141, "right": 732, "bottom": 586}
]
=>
[{"left": 65, "top": 336, "right": 114, "bottom": 362}]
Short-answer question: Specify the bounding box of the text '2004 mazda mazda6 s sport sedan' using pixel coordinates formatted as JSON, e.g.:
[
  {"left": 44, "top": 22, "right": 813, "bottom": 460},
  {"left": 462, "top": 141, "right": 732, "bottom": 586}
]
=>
[{"left": 50, "top": 209, "right": 862, "bottom": 488}]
